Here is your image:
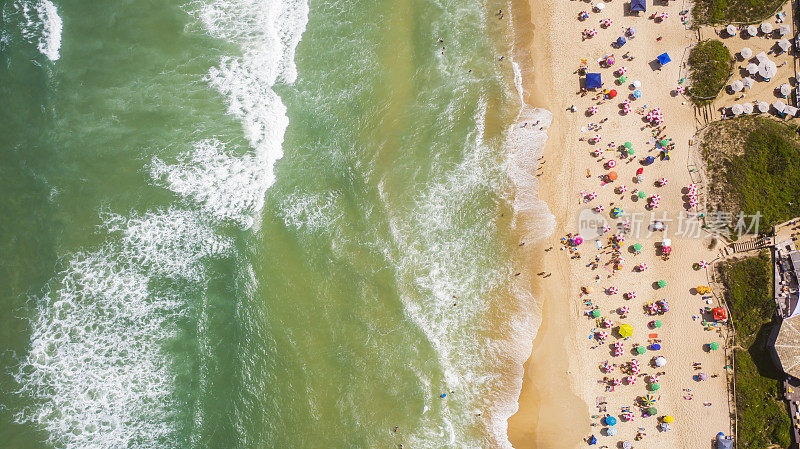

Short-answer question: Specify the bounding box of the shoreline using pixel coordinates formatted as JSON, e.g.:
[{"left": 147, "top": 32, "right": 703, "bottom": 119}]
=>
[{"left": 506, "top": 0, "right": 589, "bottom": 446}]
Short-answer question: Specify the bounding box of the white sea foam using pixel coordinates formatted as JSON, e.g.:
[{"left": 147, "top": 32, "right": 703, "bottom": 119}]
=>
[
  {"left": 13, "top": 209, "right": 232, "bottom": 449},
  {"left": 15, "top": 0, "right": 62, "bottom": 61},
  {"left": 154, "top": 0, "right": 308, "bottom": 228},
  {"left": 276, "top": 190, "right": 342, "bottom": 232}
]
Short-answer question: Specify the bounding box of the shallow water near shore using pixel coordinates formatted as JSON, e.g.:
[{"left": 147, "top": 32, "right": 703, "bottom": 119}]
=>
[{"left": 0, "top": 0, "right": 552, "bottom": 447}]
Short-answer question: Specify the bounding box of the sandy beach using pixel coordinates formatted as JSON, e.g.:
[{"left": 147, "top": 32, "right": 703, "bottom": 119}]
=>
[{"left": 507, "top": 0, "right": 734, "bottom": 447}]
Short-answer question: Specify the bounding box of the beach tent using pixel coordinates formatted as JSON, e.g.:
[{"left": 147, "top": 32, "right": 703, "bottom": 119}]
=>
[
  {"left": 779, "top": 24, "right": 791, "bottom": 36},
  {"left": 746, "top": 63, "right": 759, "bottom": 74},
  {"left": 774, "top": 100, "right": 787, "bottom": 114},
  {"left": 586, "top": 73, "right": 602, "bottom": 89},
  {"left": 786, "top": 105, "right": 799, "bottom": 117},
  {"left": 755, "top": 51, "right": 769, "bottom": 63},
  {"left": 589, "top": 435, "right": 597, "bottom": 445},
  {"left": 742, "top": 77, "right": 755, "bottom": 89},
  {"left": 716, "top": 433, "right": 734, "bottom": 449},
  {"left": 778, "top": 38, "right": 792, "bottom": 52},
  {"left": 630, "top": 0, "right": 646, "bottom": 12},
  {"left": 712, "top": 307, "right": 726, "bottom": 321},
  {"left": 657, "top": 53, "right": 671, "bottom": 66}
]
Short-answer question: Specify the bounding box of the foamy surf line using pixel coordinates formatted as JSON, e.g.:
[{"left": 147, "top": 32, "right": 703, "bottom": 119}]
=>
[{"left": 12, "top": 0, "right": 309, "bottom": 446}]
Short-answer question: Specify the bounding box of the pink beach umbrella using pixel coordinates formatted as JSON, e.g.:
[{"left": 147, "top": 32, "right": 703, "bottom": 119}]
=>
[
  {"left": 617, "top": 66, "right": 628, "bottom": 76},
  {"left": 586, "top": 191, "right": 598, "bottom": 200},
  {"left": 638, "top": 263, "right": 648, "bottom": 271},
  {"left": 648, "top": 302, "right": 660, "bottom": 314},
  {"left": 612, "top": 378, "right": 622, "bottom": 386},
  {"left": 594, "top": 204, "right": 606, "bottom": 212},
  {"left": 658, "top": 12, "right": 669, "bottom": 21},
  {"left": 606, "top": 159, "right": 616, "bottom": 168},
  {"left": 603, "top": 318, "right": 614, "bottom": 328},
  {"left": 622, "top": 411, "right": 635, "bottom": 421},
  {"left": 649, "top": 374, "right": 660, "bottom": 383},
  {"left": 607, "top": 286, "right": 619, "bottom": 295},
  {"left": 602, "top": 224, "right": 612, "bottom": 234},
  {"left": 593, "top": 133, "right": 602, "bottom": 143},
  {"left": 619, "top": 306, "right": 630, "bottom": 315},
  {"left": 597, "top": 331, "right": 609, "bottom": 340},
  {"left": 626, "top": 375, "right": 637, "bottom": 385},
  {"left": 675, "top": 85, "right": 686, "bottom": 94},
  {"left": 657, "top": 177, "right": 668, "bottom": 186},
  {"left": 698, "top": 260, "right": 709, "bottom": 268},
  {"left": 601, "top": 18, "right": 613, "bottom": 27},
  {"left": 625, "top": 291, "right": 636, "bottom": 300},
  {"left": 622, "top": 103, "right": 632, "bottom": 114},
  {"left": 588, "top": 106, "right": 598, "bottom": 115}
]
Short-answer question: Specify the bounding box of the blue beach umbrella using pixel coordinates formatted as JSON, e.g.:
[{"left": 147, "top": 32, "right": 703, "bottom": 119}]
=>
[
  {"left": 607, "top": 427, "right": 618, "bottom": 436},
  {"left": 589, "top": 435, "right": 597, "bottom": 445},
  {"left": 651, "top": 343, "right": 662, "bottom": 350},
  {"left": 657, "top": 52, "right": 671, "bottom": 66},
  {"left": 630, "top": 0, "right": 646, "bottom": 12},
  {"left": 605, "top": 416, "right": 618, "bottom": 426},
  {"left": 616, "top": 36, "right": 627, "bottom": 46},
  {"left": 586, "top": 73, "right": 603, "bottom": 89},
  {"left": 633, "top": 89, "right": 642, "bottom": 98}
]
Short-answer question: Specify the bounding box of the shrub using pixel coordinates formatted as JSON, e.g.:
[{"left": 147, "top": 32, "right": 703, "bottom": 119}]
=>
[{"left": 688, "top": 40, "right": 733, "bottom": 105}]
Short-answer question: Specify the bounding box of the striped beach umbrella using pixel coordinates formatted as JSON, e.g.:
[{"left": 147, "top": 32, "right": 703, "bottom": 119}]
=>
[
  {"left": 601, "top": 224, "right": 612, "bottom": 233},
  {"left": 593, "top": 133, "right": 602, "bottom": 142},
  {"left": 687, "top": 183, "right": 697, "bottom": 192},
  {"left": 619, "top": 306, "right": 630, "bottom": 315},
  {"left": 608, "top": 286, "right": 619, "bottom": 295},
  {"left": 602, "top": 361, "right": 614, "bottom": 372},
  {"left": 579, "top": 10, "right": 589, "bottom": 19},
  {"left": 596, "top": 330, "right": 608, "bottom": 340},
  {"left": 586, "top": 191, "right": 598, "bottom": 200},
  {"left": 606, "top": 159, "right": 616, "bottom": 168},
  {"left": 648, "top": 302, "right": 660, "bottom": 314},
  {"left": 698, "top": 260, "right": 709, "bottom": 268},
  {"left": 657, "top": 177, "right": 668, "bottom": 186},
  {"left": 625, "top": 291, "right": 636, "bottom": 300},
  {"left": 630, "top": 359, "right": 640, "bottom": 368},
  {"left": 626, "top": 375, "right": 637, "bottom": 385},
  {"left": 603, "top": 318, "right": 614, "bottom": 328},
  {"left": 651, "top": 194, "right": 661, "bottom": 202},
  {"left": 630, "top": 365, "right": 641, "bottom": 375},
  {"left": 585, "top": 28, "right": 597, "bottom": 37},
  {"left": 613, "top": 378, "right": 622, "bottom": 386},
  {"left": 622, "top": 411, "right": 635, "bottom": 421},
  {"left": 675, "top": 85, "right": 686, "bottom": 94},
  {"left": 638, "top": 263, "right": 648, "bottom": 271},
  {"left": 689, "top": 199, "right": 699, "bottom": 208},
  {"left": 622, "top": 103, "right": 632, "bottom": 114},
  {"left": 588, "top": 105, "right": 598, "bottom": 115},
  {"left": 601, "top": 18, "right": 613, "bottom": 27},
  {"left": 659, "top": 11, "right": 669, "bottom": 21},
  {"left": 649, "top": 374, "right": 660, "bottom": 383},
  {"left": 594, "top": 204, "right": 605, "bottom": 212},
  {"left": 617, "top": 66, "right": 628, "bottom": 75},
  {"left": 616, "top": 184, "right": 628, "bottom": 194}
]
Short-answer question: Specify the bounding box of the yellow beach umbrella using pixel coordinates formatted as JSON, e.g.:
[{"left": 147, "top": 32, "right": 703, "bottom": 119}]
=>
[
  {"left": 619, "top": 323, "right": 634, "bottom": 338},
  {"left": 663, "top": 415, "right": 675, "bottom": 423}
]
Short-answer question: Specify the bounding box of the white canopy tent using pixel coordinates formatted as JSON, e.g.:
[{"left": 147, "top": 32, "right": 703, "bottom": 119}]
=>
[
  {"left": 730, "top": 80, "right": 744, "bottom": 92},
  {"left": 742, "top": 102, "right": 754, "bottom": 114},
  {"left": 761, "top": 22, "right": 773, "bottom": 34},
  {"left": 740, "top": 47, "right": 753, "bottom": 59},
  {"left": 731, "top": 104, "right": 744, "bottom": 115}
]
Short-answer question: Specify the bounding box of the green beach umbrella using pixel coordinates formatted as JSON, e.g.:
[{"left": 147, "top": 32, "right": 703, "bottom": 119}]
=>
[
  {"left": 638, "top": 191, "right": 646, "bottom": 199},
  {"left": 657, "top": 280, "right": 667, "bottom": 288},
  {"left": 633, "top": 243, "right": 642, "bottom": 251},
  {"left": 592, "top": 309, "right": 601, "bottom": 318},
  {"left": 653, "top": 320, "right": 663, "bottom": 328},
  {"left": 709, "top": 342, "right": 719, "bottom": 351},
  {"left": 627, "top": 148, "right": 635, "bottom": 155},
  {"left": 624, "top": 142, "right": 632, "bottom": 149},
  {"left": 618, "top": 75, "right": 627, "bottom": 83},
  {"left": 647, "top": 407, "right": 658, "bottom": 415},
  {"left": 649, "top": 382, "right": 661, "bottom": 391},
  {"left": 659, "top": 139, "right": 669, "bottom": 147},
  {"left": 636, "top": 346, "right": 646, "bottom": 355}
]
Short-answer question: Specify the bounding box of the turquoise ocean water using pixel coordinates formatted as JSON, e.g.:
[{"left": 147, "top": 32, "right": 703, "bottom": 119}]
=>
[{"left": 0, "top": 0, "right": 553, "bottom": 447}]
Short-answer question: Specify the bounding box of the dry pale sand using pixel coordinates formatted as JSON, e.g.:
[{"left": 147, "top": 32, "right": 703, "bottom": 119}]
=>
[{"left": 507, "top": 0, "right": 734, "bottom": 447}]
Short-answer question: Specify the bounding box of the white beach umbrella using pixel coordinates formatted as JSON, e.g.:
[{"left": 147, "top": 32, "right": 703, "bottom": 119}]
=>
[
  {"left": 786, "top": 105, "right": 799, "bottom": 117},
  {"left": 726, "top": 25, "right": 737, "bottom": 36},
  {"left": 759, "top": 60, "right": 778, "bottom": 79},
  {"left": 730, "top": 80, "right": 744, "bottom": 92},
  {"left": 780, "top": 24, "right": 791, "bottom": 36},
  {"left": 747, "top": 25, "right": 758, "bottom": 36},
  {"left": 596, "top": 2, "right": 605, "bottom": 11},
  {"left": 778, "top": 38, "right": 792, "bottom": 52},
  {"left": 742, "top": 102, "right": 754, "bottom": 114},
  {"left": 761, "top": 22, "right": 773, "bottom": 34},
  {"left": 743, "top": 77, "right": 755, "bottom": 89},
  {"left": 662, "top": 238, "right": 672, "bottom": 247},
  {"left": 774, "top": 100, "right": 787, "bottom": 113},
  {"left": 780, "top": 83, "right": 792, "bottom": 96},
  {"left": 757, "top": 101, "right": 769, "bottom": 113},
  {"left": 746, "top": 63, "right": 759, "bottom": 74},
  {"left": 632, "top": 80, "right": 642, "bottom": 88},
  {"left": 740, "top": 47, "right": 753, "bottom": 59},
  {"left": 654, "top": 356, "right": 667, "bottom": 367},
  {"left": 731, "top": 104, "right": 744, "bottom": 115}
]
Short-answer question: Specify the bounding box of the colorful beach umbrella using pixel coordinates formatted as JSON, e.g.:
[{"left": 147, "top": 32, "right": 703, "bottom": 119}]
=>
[
  {"left": 606, "top": 159, "right": 616, "bottom": 168},
  {"left": 662, "top": 415, "right": 674, "bottom": 423},
  {"left": 618, "top": 75, "right": 627, "bottom": 83},
  {"left": 646, "top": 407, "right": 657, "bottom": 415},
  {"left": 624, "top": 141, "right": 632, "bottom": 149},
  {"left": 642, "top": 394, "right": 656, "bottom": 405},
  {"left": 605, "top": 416, "right": 617, "bottom": 426},
  {"left": 608, "top": 89, "right": 617, "bottom": 98}
]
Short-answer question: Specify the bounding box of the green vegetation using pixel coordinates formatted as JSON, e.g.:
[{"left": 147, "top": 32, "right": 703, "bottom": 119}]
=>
[
  {"left": 719, "top": 253, "right": 792, "bottom": 448},
  {"left": 701, "top": 117, "right": 800, "bottom": 233},
  {"left": 693, "top": 0, "right": 787, "bottom": 24},
  {"left": 688, "top": 40, "right": 733, "bottom": 104}
]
